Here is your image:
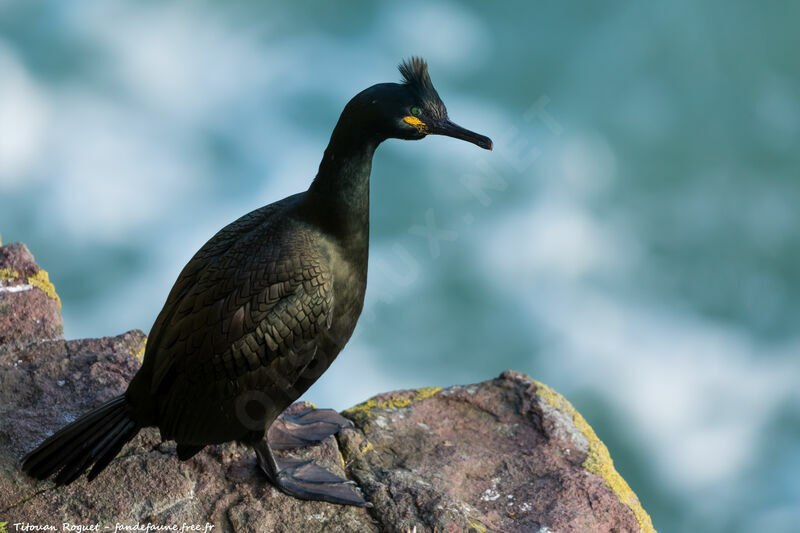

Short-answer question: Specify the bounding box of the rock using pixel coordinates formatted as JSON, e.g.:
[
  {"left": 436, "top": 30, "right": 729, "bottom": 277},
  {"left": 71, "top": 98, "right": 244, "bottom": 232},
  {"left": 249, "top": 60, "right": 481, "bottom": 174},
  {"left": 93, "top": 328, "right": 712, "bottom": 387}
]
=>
[
  {"left": 338, "top": 375, "right": 655, "bottom": 533},
  {"left": 0, "top": 242, "right": 656, "bottom": 533},
  {"left": 0, "top": 242, "right": 63, "bottom": 346}
]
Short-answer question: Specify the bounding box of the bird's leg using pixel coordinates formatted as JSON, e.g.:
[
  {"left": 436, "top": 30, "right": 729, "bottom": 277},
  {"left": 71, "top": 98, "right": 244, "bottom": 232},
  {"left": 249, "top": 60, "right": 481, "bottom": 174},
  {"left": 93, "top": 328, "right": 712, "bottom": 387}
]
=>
[
  {"left": 267, "top": 407, "right": 354, "bottom": 450},
  {"left": 254, "top": 439, "right": 370, "bottom": 507}
]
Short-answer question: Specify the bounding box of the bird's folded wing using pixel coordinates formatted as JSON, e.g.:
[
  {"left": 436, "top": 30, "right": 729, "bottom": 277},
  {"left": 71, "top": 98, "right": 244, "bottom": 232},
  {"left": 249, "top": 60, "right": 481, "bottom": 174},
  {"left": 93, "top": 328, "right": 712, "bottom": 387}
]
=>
[{"left": 142, "top": 204, "right": 333, "bottom": 395}]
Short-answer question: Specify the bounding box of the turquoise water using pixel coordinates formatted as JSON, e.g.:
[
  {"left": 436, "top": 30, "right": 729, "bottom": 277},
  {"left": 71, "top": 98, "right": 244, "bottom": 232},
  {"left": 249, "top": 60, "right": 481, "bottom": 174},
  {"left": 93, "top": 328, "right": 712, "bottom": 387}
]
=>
[{"left": 1, "top": 2, "right": 799, "bottom": 531}]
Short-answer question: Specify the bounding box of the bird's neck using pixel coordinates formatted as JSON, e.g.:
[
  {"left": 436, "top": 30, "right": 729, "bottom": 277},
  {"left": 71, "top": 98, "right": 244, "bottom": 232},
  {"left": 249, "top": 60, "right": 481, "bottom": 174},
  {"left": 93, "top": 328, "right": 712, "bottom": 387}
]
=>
[{"left": 306, "top": 118, "right": 381, "bottom": 248}]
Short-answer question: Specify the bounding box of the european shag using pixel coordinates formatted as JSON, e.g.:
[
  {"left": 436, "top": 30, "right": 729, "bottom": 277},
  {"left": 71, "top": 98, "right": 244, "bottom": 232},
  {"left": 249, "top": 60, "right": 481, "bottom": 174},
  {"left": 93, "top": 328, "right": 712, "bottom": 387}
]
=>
[{"left": 21, "top": 57, "right": 492, "bottom": 506}]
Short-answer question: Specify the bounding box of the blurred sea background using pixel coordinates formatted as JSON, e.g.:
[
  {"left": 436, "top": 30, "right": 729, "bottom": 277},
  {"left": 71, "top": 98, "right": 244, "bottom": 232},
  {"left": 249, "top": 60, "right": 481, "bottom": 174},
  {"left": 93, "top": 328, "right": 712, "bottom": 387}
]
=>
[{"left": 1, "top": 2, "right": 799, "bottom": 531}]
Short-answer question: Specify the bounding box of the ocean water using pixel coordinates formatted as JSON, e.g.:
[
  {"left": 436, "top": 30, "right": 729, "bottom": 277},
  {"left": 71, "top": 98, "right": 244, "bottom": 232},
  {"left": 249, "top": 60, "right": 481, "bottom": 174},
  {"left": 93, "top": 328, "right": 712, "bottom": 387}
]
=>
[{"left": 1, "top": 2, "right": 798, "bottom": 531}]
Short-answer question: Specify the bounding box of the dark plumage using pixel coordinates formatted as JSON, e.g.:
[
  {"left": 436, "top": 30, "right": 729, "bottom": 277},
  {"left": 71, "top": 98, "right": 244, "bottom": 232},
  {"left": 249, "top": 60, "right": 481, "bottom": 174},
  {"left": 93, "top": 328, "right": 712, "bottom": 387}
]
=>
[
  {"left": 399, "top": 57, "right": 452, "bottom": 120},
  {"left": 21, "top": 57, "right": 492, "bottom": 506}
]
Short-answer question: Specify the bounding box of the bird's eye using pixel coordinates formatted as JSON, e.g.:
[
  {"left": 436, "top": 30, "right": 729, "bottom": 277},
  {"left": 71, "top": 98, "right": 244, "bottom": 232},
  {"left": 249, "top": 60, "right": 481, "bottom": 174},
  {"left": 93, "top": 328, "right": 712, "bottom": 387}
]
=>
[{"left": 411, "top": 106, "right": 421, "bottom": 116}]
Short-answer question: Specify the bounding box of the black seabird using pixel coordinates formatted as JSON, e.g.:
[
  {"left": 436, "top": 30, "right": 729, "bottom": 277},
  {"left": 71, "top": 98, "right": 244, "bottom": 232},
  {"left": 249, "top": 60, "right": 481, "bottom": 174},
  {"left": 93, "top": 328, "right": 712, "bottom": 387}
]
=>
[{"left": 22, "top": 57, "right": 492, "bottom": 506}]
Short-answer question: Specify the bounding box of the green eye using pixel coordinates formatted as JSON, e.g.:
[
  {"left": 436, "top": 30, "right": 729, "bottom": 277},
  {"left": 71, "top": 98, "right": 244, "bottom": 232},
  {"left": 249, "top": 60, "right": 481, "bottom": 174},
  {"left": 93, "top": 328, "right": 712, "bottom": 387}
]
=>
[{"left": 411, "top": 106, "right": 421, "bottom": 116}]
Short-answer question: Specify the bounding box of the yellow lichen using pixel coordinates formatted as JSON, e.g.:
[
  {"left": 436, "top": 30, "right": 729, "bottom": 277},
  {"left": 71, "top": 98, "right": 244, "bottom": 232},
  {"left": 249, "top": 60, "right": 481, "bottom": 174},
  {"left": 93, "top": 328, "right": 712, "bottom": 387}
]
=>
[
  {"left": 0, "top": 268, "right": 19, "bottom": 281},
  {"left": 360, "top": 441, "right": 374, "bottom": 454},
  {"left": 1, "top": 268, "right": 61, "bottom": 309},
  {"left": 467, "top": 520, "right": 487, "bottom": 533},
  {"left": 131, "top": 338, "right": 147, "bottom": 363},
  {"left": 27, "top": 270, "right": 61, "bottom": 309},
  {"left": 343, "top": 387, "right": 442, "bottom": 425},
  {"left": 533, "top": 380, "right": 656, "bottom": 533}
]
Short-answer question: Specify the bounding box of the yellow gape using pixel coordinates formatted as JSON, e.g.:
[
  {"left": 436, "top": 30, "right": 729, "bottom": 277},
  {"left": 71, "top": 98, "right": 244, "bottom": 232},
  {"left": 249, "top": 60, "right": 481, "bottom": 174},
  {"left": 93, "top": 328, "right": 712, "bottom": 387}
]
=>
[{"left": 403, "top": 115, "right": 427, "bottom": 133}]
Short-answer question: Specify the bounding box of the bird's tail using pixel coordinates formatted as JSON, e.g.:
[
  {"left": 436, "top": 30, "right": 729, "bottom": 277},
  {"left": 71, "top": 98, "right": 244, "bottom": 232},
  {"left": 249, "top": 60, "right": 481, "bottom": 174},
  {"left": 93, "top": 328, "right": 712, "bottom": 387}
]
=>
[{"left": 21, "top": 394, "right": 140, "bottom": 485}]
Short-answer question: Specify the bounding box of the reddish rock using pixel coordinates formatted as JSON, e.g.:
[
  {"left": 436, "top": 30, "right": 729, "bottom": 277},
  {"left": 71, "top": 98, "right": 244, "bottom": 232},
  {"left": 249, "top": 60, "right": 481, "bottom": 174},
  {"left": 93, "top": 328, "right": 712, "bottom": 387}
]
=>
[
  {"left": 0, "top": 242, "right": 656, "bottom": 533},
  {"left": 0, "top": 242, "right": 63, "bottom": 346},
  {"left": 338, "top": 375, "right": 655, "bottom": 533}
]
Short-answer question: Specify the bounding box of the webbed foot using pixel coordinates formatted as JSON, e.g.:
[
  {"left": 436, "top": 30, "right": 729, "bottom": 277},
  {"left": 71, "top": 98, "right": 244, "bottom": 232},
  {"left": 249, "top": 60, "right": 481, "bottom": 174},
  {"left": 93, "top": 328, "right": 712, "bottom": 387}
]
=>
[
  {"left": 268, "top": 407, "right": 354, "bottom": 450},
  {"left": 254, "top": 439, "right": 370, "bottom": 507}
]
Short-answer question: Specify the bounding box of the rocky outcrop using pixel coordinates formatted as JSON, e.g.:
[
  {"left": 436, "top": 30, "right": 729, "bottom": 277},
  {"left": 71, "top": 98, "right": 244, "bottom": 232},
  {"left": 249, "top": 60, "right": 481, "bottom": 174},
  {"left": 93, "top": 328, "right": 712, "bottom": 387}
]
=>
[
  {"left": 0, "top": 241, "right": 63, "bottom": 345},
  {"left": 0, "top": 241, "right": 656, "bottom": 533}
]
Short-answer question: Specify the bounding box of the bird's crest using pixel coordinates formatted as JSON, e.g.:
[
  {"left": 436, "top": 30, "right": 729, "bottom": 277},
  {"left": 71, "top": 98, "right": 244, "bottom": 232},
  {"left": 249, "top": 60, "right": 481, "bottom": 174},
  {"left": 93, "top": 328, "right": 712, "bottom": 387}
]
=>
[
  {"left": 399, "top": 57, "right": 444, "bottom": 113},
  {"left": 399, "top": 57, "right": 434, "bottom": 92}
]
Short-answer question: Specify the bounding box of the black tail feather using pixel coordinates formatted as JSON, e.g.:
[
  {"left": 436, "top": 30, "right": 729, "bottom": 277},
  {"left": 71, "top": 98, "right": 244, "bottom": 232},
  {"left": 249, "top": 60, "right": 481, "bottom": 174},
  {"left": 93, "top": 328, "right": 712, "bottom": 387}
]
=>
[
  {"left": 23, "top": 397, "right": 123, "bottom": 477},
  {"left": 52, "top": 409, "right": 127, "bottom": 486},
  {"left": 21, "top": 395, "right": 140, "bottom": 485},
  {"left": 87, "top": 420, "right": 138, "bottom": 481},
  {"left": 48, "top": 408, "right": 126, "bottom": 483}
]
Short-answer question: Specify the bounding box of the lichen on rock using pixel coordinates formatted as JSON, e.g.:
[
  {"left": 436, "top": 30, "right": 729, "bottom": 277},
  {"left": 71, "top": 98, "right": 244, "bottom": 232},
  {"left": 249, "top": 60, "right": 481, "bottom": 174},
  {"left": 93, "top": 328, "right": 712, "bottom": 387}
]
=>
[
  {"left": 336, "top": 371, "right": 656, "bottom": 532},
  {"left": 533, "top": 380, "right": 656, "bottom": 533},
  {"left": 26, "top": 269, "right": 61, "bottom": 309},
  {"left": 342, "top": 386, "right": 442, "bottom": 426},
  {"left": 0, "top": 242, "right": 63, "bottom": 344}
]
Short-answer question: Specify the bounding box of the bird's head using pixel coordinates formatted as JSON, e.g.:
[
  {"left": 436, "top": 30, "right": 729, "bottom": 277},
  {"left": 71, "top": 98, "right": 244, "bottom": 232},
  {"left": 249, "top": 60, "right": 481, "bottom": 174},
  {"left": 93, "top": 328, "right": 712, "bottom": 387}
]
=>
[{"left": 346, "top": 57, "right": 493, "bottom": 151}]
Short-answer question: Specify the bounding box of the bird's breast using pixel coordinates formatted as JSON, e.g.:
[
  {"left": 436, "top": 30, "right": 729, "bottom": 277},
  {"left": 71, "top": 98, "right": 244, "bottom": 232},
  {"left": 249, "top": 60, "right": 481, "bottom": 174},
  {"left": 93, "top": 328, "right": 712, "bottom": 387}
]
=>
[{"left": 323, "top": 239, "right": 368, "bottom": 350}]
